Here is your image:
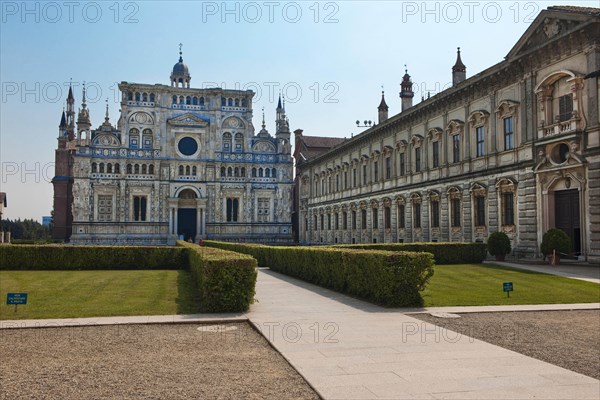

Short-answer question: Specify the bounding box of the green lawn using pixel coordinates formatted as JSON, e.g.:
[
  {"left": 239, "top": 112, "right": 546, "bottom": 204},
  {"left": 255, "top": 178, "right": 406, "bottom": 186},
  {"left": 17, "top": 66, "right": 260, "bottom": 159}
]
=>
[
  {"left": 423, "top": 264, "right": 600, "bottom": 307},
  {"left": 0, "top": 270, "right": 199, "bottom": 320}
]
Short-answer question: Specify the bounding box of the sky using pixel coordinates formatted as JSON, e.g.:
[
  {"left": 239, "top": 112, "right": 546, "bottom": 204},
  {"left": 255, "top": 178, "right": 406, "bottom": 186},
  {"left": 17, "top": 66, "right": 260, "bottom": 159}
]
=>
[{"left": 1, "top": 0, "right": 597, "bottom": 221}]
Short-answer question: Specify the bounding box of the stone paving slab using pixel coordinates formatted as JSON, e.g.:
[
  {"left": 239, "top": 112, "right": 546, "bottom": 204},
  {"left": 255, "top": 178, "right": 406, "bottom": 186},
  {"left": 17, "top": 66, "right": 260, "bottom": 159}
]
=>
[
  {"left": 248, "top": 269, "right": 600, "bottom": 400},
  {"left": 403, "top": 303, "right": 600, "bottom": 314}
]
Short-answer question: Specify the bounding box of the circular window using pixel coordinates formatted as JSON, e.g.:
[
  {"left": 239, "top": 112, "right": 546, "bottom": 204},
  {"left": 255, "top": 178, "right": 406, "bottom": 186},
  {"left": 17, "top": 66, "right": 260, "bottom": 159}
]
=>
[
  {"left": 550, "top": 143, "right": 569, "bottom": 164},
  {"left": 178, "top": 137, "right": 198, "bottom": 156}
]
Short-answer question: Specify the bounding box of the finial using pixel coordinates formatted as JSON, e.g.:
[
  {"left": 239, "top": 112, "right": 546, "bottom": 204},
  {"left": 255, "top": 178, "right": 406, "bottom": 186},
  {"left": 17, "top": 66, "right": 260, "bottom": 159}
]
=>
[
  {"left": 81, "top": 81, "right": 87, "bottom": 108},
  {"left": 178, "top": 43, "right": 183, "bottom": 61},
  {"left": 404, "top": 64, "right": 407, "bottom": 74},
  {"left": 105, "top": 98, "right": 110, "bottom": 122},
  {"left": 261, "top": 107, "right": 266, "bottom": 129}
]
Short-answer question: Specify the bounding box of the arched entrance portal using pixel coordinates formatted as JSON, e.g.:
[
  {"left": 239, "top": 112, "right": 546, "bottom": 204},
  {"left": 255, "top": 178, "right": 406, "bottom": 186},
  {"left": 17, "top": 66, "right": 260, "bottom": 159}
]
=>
[
  {"left": 178, "top": 189, "right": 197, "bottom": 241},
  {"left": 168, "top": 188, "right": 207, "bottom": 242}
]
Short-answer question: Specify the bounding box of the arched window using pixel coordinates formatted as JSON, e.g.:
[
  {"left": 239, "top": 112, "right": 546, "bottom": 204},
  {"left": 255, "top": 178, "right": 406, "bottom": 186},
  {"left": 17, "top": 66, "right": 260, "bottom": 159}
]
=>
[
  {"left": 241, "top": 98, "right": 247, "bottom": 107},
  {"left": 192, "top": 96, "right": 198, "bottom": 105},
  {"left": 127, "top": 92, "right": 133, "bottom": 101},
  {"left": 228, "top": 98, "right": 233, "bottom": 106},
  {"left": 127, "top": 164, "right": 132, "bottom": 174},
  {"left": 148, "top": 165, "right": 154, "bottom": 175},
  {"left": 179, "top": 96, "right": 184, "bottom": 105},
  {"left": 134, "top": 164, "right": 140, "bottom": 174},
  {"left": 234, "top": 133, "right": 244, "bottom": 152},
  {"left": 222, "top": 132, "right": 232, "bottom": 152},
  {"left": 92, "top": 163, "right": 97, "bottom": 173},
  {"left": 199, "top": 97, "right": 205, "bottom": 106},
  {"left": 142, "top": 164, "right": 147, "bottom": 174},
  {"left": 227, "top": 167, "right": 233, "bottom": 177},
  {"left": 259, "top": 168, "right": 263, "bottom": 177},
  {"left": 99, "top": 163, "right": 105, "bottom": 173},
  {"left": 235, "top": 98, "right": 240, "bottom": 107},
  {"left": 241, "top": 167, "right": 246, "bottom": 177},
  {"left": 172, "top": 95, "right": 177, "bottom": 104},
  {"left": 107, "top": 164, "right": 113, "bottom": 173},
  {"left": 221, "top": 97, "right": 226, "bottom": 107},
  {"left": 221, "top": 166, "right": 226, "bottom": 177},
  {"left": 135, "top": 92, "right": 140, "bottom": 101},
  {"left": 192, "top": 166, "right": 197, "bottom": 176},
  {"left": 185, "top": 165, "right": 190, "bottom": 175},
  {"left": 149, "top": 93, "right": 155, "bottom": 102},
  {"left": 265, "top": 168, "right": 271, "bottom": 178},
  {"left": 114, "top": 164, "right": 120, "bottom": 174},
  {"left": 252, "top": 168, "right": 256, "bottom": 177},
  {"left": 142, "top": 93, "right": 148, "bottom": 102},
  {"left": 186, "top": 96, "right": 191, "bottom": 105},
  {"left": 234, "top": 167, "right": 239, "bottom": 177},
  {"left": 272, "top": 168, "right": 276, "bottom": 178},
  {"left": 142, "top": 129, "right": 153, "bottom": 149},
  {"left": 179, "top": 165, "right": 184, "bottom": 175}
]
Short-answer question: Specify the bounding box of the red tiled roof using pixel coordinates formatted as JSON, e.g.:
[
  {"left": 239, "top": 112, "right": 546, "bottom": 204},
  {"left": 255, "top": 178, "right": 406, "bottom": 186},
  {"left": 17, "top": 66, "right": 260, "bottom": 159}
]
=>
[
  {"left": 301, "top": 136, "right": 346, "bottom": 149},
  {"left": 547, "top": 6, "right": 600, "bottom": 16}
]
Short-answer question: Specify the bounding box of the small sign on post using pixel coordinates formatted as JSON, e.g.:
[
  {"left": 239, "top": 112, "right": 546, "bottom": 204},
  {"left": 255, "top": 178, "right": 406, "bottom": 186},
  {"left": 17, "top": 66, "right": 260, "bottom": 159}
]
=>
[
  {"left": 503, "top": 282, "right": 513, "bottom": 298},
  {"left": 7, "top": 293, "right": 28, "bottom": 312}
]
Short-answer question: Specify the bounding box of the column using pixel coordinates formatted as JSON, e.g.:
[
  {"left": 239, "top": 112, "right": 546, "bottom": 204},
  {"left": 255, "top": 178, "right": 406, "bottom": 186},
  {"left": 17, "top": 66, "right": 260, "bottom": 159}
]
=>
[
  {"left": 201, "top": 209, "right": 206, "bottom": 238},
  {"left": 174, "top": 207, "right": 178, "bottom": 238},
  {"left": 196, "top": 207, "right": 202, "bottom": 241},
  {"left": 168, "top": 207, "right": 173, "bottom": 235}
]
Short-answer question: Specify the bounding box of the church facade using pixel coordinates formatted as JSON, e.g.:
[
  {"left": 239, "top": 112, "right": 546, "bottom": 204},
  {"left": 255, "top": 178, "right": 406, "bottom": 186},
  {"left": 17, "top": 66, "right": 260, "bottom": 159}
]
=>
[
  {"left": 294, "top": 6, "right": 600, "bottom": 262},
  {"left": 52, "top": 50, "right": 293, "bottom": 245}
]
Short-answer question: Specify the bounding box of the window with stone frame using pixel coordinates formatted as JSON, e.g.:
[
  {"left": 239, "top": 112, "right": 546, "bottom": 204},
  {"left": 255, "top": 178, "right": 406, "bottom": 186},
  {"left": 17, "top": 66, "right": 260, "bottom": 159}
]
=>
[
  {"left": 384, "top": 206, "right": 391, "bottom": 230},
  {"left": 361, "top": 208, "right": 367, "bottom": 229},
  {"left": 342, "top": 211, "right": 348, "bottom": 230},
  {"left": 351, "top": 209, "right": 357, "bottom": 230},
  {"left": 496, "top": 100, "right": 519, "bottom": 151},
  {"left": 362, "top": 164, "right": 368, "bottom": 185},
  {"left": 397, "top": 202, "right": 406, "bottom": 229},
  {"left": 476, "top": 126, "right": 485, "bottom": 157},
  {"left": 314, "top": 215, "right": 318, "bottom": 230},
  {"left": 373, "top": 160, "right": 379, "bottom": 182},
  {"left": 502, "top": 192, "right": 515, "bottom": 226},
  {"left": 327, "top": 213, "right": 332, "bottom": 230},
  {"left": 451, "top": 198, "right": 461, "bottom": 227},
  {"left": 133, "top": 196, "right": 147, "bottom": 222},
  {"left": 257, "top": 198, "right": 269, "bottom": 223},
  {"left": 234, "top": 133, "right": 244, "bottom": 152},
  {"left": 226, "top": 197, "right": 239, "bottom": 222},
  {"left": 320, "top": 214, "right": 324, "bottom": 230},
  {"left": 414, "top": 147, "right": 421, "bottom": 172},
  {"left": 129, "top": 128, "right": 139, "bottom": 149},
  {"left": 503, "top": 117, "right": 514, "bottom": 150},
  {"left": 413, "top": 202, "right": 421, "bottom": 228},
  {"left": 142, "top": 129, "right": 153, "bottom": 149},
  {"left": 335, "top": 213, "right": 339, "bottom": 230},
  {"left": 468, "top": 110, "right": 490, "bottom": 159},
  {"left": 372, "top": 207, "right": 378, "bottom": 229},
  {"left": 430, "top": 198, "right": 440, "bottom": 228},
  {"left": 447, "top": 120, "right": 463, "bottom": 164},
  {"left": 452, "top": 135, "right": 461, "bottom": 163},
  {"left": 428, "top": 128, "right": 442, "bottom": 169},
  {"left": 432, "top": 141, "right": 440, "bottom": 168},
  {"left": 399, "top": 152, "right": 406, "bottom": 176},
  {"left": 385, "top": 156, "right": 391, "bottom": 179},
  {"left": 475, "top": 195, "right": 486, "bottom": 226},
  {"left": 97, "top": 195, "right": 113, "bottom": 222},
  {"left": 222, "top": 132, "right": 232, "bottom": 152}
]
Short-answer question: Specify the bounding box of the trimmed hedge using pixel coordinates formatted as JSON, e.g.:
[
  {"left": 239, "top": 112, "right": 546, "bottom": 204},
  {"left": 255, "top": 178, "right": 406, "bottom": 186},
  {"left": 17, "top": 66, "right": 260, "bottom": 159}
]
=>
[
  {"left": 178, "top": 241, "right": 257, "bottom": 312},
  {"left": 0, "top": 244, "right": 189, "bottom": 270},
  {"left": 204, "top": 241, "right": 434, "bottom": 307},
  {"left": 333, "top": 242, "right": 487, "bottom": 264}
]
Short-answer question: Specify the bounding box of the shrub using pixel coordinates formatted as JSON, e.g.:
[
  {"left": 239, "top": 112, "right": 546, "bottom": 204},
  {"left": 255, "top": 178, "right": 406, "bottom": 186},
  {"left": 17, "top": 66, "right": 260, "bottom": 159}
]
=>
[
  {"left": 0, "top": 245, "right": 188, "bottom": 270},
  {"left": 332, "top": 242, "right": 486, "bottom": 264},
  {"left": 487, "top": 232, "right": 511, "bottom": 257},
  {"left": 178, "top": 241, "right": 257, "bottom": 312},
  {"left": 540, "top": 228, "right": 571, "bottom": 256},
  {"left": 204, "top": 241, "right": 434, "bottom": 307}
]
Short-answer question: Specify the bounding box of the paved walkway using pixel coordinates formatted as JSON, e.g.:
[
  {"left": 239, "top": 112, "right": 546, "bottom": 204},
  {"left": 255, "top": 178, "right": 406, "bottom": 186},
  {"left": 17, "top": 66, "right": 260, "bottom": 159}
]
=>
[
  {"left": 247, "top": 269, "right": 600, "bottom": 399},
  {"left": 2, "top": 267, "right": 599, "bottom": 399},
  {"left": 488, "top": 261, "right": 600, "bottom": 284}
]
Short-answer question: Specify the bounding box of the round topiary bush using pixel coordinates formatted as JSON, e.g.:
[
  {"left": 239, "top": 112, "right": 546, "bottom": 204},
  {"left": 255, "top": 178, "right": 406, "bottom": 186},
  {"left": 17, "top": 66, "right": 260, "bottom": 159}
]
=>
[
  {"left": 487, "top": 231, "right": 511, "bottom": 258},
  {"left": 540, "top": 228, "right": 571, "bottom": 256}
]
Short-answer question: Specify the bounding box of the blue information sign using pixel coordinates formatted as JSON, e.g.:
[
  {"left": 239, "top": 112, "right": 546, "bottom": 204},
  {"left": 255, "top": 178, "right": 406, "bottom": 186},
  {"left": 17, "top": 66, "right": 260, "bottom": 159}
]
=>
[
  {"left": 503, "top": 282, "right": 513, "bottom": 292},
  {"left": 7, "top": 293, "right": 28, "bottom": 305}
]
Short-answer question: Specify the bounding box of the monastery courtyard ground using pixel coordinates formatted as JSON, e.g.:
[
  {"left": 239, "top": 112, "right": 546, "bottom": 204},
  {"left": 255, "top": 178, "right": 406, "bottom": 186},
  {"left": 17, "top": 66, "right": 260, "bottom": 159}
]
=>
[{"left": 1, "top": 263, "right": 599, "bottom": 399}]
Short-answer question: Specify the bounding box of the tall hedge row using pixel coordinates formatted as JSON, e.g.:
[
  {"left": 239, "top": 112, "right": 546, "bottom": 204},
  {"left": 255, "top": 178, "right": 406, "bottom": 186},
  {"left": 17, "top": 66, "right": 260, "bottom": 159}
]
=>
[
  {"left": 333, "top": 242, "right": 487, "bottom": 264},
  {"left": 0, "top": 245, "right": 189, "bottom": 270},
  {"left": 204, "top": 241, "right": 434, "bottom": 307},
  {"left": 178, "top": 242, "right": 257, "bottom": 312},
  {"left": 0, "top": 242, "right": 257, "bottom": 313}
]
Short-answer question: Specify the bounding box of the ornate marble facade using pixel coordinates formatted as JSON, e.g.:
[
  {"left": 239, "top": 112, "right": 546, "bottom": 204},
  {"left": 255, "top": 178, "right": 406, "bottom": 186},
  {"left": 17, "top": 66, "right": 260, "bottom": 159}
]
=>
[
  {"left": 53, "top": 50, "right": 293, "bottom": 244},
  {"left": 294, "top": 6, "right": 600, "bottom": 262}
]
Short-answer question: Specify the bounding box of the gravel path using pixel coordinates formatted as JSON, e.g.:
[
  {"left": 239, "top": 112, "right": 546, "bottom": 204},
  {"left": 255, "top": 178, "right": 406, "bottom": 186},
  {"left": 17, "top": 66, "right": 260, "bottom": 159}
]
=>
[
  {"left": 0, "top": 322, "right": 319, "bottom": 399},
  {"left": 412, "top": 310, "right": 600, "bottom": 380}
]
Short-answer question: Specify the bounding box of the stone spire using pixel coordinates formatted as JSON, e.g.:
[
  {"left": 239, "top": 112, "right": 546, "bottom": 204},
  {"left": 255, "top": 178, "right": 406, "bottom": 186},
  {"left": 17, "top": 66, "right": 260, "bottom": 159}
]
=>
[
  {"left": 378, "top": 90, "right": 389, "bottom": 123},
  {"left": 275, "top": 94, "right": 290, "bottom": 142},
  {"left": 452, "top": 47, "right": 466, "bottom": 86},
  {"left": 400, "top": 67, "right": 414, "bottom": 112}
]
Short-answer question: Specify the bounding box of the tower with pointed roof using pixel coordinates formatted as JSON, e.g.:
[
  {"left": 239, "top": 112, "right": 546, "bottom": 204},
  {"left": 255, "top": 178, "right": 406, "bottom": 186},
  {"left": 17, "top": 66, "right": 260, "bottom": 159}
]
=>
[
  {"left": 452, "top": 47, "right": 466, "bottom": 86},
  {"left": 77, "top": 84, "right": 91, "bottom": 145},
  {"left": 275, "top": 94, "right": 291, "bottom": 143},
  {"left": 400, "top": 69, "right": 414, "bottom": 112},
  {"left": 378, "top": 91, "right": 389, "bottom": 123}
]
